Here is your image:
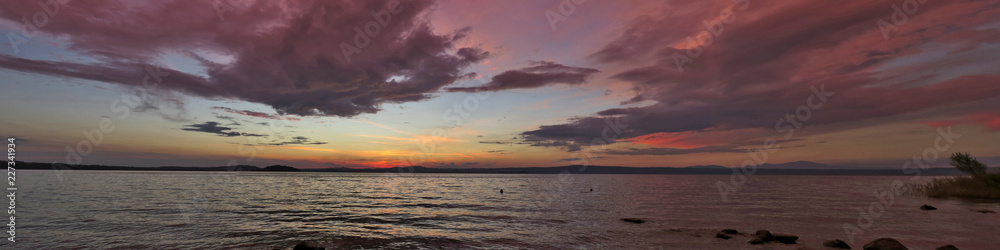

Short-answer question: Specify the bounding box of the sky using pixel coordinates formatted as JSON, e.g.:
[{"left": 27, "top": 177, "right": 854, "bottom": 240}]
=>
[{"left": 0, "top": 0, "right": 999, "bottom": 169}]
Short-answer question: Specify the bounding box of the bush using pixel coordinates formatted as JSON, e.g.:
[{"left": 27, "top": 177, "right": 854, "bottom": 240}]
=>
[
  {"left": 981, "top": 173, "right": 1000, "bottom": 189},
  {"left": 914, "top": 153, "right": 1000, "bottom": 200},
  {"left": 912, "top": 174, "right": 1000, "bottom": 200},
  {"left": 950, "top": 152, "right": 987, "bottom": 176}
]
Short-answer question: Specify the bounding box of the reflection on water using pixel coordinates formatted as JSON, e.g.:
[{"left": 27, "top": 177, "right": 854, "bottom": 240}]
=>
[{"left": 14, "top": 170, "right": 1000, "bottom": 249}]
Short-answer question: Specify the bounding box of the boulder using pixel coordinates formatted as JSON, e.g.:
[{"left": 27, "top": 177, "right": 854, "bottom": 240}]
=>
[
  {"left": 716, "top": 229, "right": 739, "bottom": 239},
  {"left": 748, "top": 230, "right": 772, "bottom": 244},
  {"left": 621, "top": 218, "right": 644, "bottom": 224},
  {"left": 823, "top": 239, "right": 851, "bottom": 249},
  {"left": 863, "top": 238, "right": 909, "bottom": 250},
  {"left": 920, "top": 204, "right": 937, "bottom": 210},
  {"left": 935, "top": 245, "right": 959, "bottom": 250},
  {"left": 754, "top": 230, "right": 773, "bottom": 238},
  {"left": 293, "top": 241, "right": 324, "bottom": 250},
  {"left": 715, "top": 233, "right": 732, "bottom": 240},
  {"left": 746, "top": 230, "right": 797, "bottom": 245},
  {"left": 771, "top": 234, "right": 799, "bottom": 244}
]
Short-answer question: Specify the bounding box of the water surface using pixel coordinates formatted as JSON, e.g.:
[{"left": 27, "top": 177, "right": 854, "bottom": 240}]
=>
[{"left": 12, "top": 170, "right": 1000, "bottom": 249}]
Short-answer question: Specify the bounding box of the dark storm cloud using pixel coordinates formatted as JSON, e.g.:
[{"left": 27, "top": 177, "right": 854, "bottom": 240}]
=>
[
  {"left": 523, "top": 0, "right": 1000, "bottom": 152},
  {"left": 0, "top": 0, "right": 488, "bottom": 117},
  {"left": 445, "top": 61, "right": 599, "bottom": 92}
]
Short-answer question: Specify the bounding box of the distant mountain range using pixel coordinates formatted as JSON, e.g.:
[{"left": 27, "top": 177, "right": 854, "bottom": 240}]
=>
[
  {"left": 7, "top": 160, "right": 989, "bottom": 176},
  {"left": 685, "top": 161, "right": 881, "bottom": 169},
  {"left": 5, "top": 161, "right": 297, "bottom": 172},
  {"left": 327, "top": 164, "right": 973, "bottom": 176}
]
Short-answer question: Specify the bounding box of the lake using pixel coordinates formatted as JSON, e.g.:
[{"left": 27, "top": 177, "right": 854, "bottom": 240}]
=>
[{"left": 11, "top": 170, "right": 1000, "bottom": 249}]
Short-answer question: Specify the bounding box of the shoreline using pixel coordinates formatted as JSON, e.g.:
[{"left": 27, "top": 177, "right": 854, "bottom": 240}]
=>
[{"left": 4, "top": 161, "right": 985, "bottom": 176}]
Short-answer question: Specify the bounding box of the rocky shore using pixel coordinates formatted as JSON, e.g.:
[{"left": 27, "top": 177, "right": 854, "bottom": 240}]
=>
[
  {"left": 707, "top": 228, "right": 961, "bottom": 250},
  {"left": 282, "top": 204, "right": 991, "bottom": 250},
  {"left": 290, "top": 229, "right": 966, "bottom": 250}
]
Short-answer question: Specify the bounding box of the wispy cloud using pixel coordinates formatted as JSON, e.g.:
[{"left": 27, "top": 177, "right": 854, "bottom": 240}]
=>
[
  {"left": 264, "top": 136, "right": 327, "bottom": 146},
  {"left": 212, "top": 107, "right": 301, "bottom": 121},
  {"left": 181, "top": 122, "right": 265, "bottom": 137},
  {"left": 446, "top": 61, "right": 599, "bottom": 92}
]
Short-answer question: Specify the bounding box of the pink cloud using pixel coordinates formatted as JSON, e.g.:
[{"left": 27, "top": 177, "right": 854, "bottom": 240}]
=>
[
  {"left": 926, "top": 113, "right": 1000, "bottom": 131},
  {"left": 0, "top": 0, "right": 489, "bottom": 117},
  {"left": 918, "top": 120, "right": 961, "bottom": 128},
  {"left": 967, "top": 113, "right": 1000, "bottom": 131},
  {"left": 524, "top": 0, "right": 1000, "bottom": 153}
]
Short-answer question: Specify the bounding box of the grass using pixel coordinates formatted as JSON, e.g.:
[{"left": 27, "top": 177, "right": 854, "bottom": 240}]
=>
[{"left": 912, "top": 173, "right": 1000, "bottom": 200}]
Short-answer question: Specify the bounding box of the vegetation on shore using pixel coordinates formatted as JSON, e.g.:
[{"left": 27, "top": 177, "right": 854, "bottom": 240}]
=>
[
  {"left": 259, "top": 165, "right": 300, "bottom": 172},
  {"left": 914, "top": 152, "right": 1000, "bottom": 200}
]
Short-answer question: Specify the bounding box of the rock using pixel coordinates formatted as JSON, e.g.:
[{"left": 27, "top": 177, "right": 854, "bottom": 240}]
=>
[
  {"left": 823, "top": 239, "right": 851, "bottom": 249},
  {"left": 748, "top": 230, "right": 772, "bottom": 244},
  {"left": 935, "top": 245, "right": 959, "bottom": 250},
  {"left": 293, "top": 241, "right": 324, "bottom": 250},
  {"left": 920, "top": 204, "right": 937, "bottom": 210},
  {"left": 754, "top": 230, "right": 773, "bottom": 238},
  {"left": 863, "top": 238, "right": 909, "bottom": 250},
  {"left": 715, "top": 233, "right": 732, "bottom": 239},
  {"left": 621, "top": 218, "right": 644, "bottom": 224},
  {"left": 745, "top": 230, "right": 797, "bottom": 245},
  {"left": 716, "top": 229, "right": 739, "bottom": 239},
  {"left": 975, "top": 209, "right": 996, "bottom": 213},
  {"left": 772, "top": 234, "right": 799, "bottom": 244}
]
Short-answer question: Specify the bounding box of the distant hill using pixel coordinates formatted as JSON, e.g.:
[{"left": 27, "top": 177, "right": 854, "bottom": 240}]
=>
[
  {"left": 4, "top": 160, "right": 986, "bottom": 176},
  {"left": 4, "top": 161, "right": 295, "bottom": 172},
  {"left": 756, "top": 161, "right": 864, "bottom": 169},
  {"left": 681, "top": 161, "right": 876, "bottom": 170},
  {"left": 305, "top": 163, "right": 975, "bottom": 176},
  {"left": 260, "top": 165, "right": 300, "bottom": 172},
  {"left": 683, "top": 165, "right": 727, "bottom": 169}
]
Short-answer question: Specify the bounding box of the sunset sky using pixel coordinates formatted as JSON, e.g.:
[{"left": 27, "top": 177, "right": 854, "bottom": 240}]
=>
[{"left": 1, "top": 0, "right": 999, "bottom": 169}]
